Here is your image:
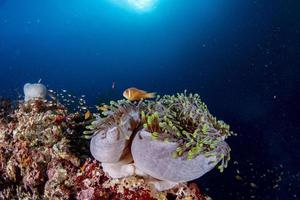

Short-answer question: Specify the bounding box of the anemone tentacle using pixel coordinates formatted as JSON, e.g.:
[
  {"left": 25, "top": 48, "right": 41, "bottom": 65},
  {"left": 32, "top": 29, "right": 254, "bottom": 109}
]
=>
[{"left": 141, "top": 91, "right": 234, "bottom": 172}]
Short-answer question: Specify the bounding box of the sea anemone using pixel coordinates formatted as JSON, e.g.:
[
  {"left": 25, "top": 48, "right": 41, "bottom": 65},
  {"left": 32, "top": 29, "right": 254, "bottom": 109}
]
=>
[
  {"left": 131, "top": 91, "right": 233, "bottom": 182},
  {"left": 23, "top": 83, "right": 47, "bottom": 102},
  {"left": 88, "top": 100, "right": 140, "bottom": 163},
  {"left": 144, "top": 91, "right": 232, "bottom": 166}
]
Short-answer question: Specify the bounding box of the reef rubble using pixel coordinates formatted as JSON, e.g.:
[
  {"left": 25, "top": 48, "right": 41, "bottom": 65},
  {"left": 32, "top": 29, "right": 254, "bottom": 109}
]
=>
[{"left": 0, "top": 97, "right": 211, "bottom": 200}]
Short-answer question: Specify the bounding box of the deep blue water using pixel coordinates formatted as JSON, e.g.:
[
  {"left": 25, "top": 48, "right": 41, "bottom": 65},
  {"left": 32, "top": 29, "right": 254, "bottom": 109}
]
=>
[{"left": 1, "top": 0, "right": 300, "bottom": 199}]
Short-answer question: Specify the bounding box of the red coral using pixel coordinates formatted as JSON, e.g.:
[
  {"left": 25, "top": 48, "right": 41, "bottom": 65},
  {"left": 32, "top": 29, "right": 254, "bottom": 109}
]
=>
[
  {"left": 74, "top": 159, "right": 156, "bottom": 200},
  {"left": 188, "top": 182, "right": 208, "bottom": 200},
  {"left": 110, "top": 188, "right": 155, "bottom": 200},
  {"left": 54, "top": 114, "right": 66, "bottom": 124},
  {"left": 23, "top": 161, "right": 45, "bottom": 191}
]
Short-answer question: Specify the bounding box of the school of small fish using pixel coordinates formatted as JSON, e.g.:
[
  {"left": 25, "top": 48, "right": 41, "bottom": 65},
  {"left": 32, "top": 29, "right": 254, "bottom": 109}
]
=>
[
  {"left": 47, "top": 89, "right": 90, "bottom": 113},
  {"left": 45, "top": 86, "right": 156, "bottom": 121}
]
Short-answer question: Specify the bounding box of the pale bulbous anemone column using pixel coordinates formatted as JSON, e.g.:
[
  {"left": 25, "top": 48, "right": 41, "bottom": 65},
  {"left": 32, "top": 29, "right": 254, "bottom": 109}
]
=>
[
  {"left": 23, "top": 83, "right": 47, "bottom": 101},
  {"left": 132, "top": 129, "right": 221, "bottom": 182},
  {"left": 131, "top": 92, "right": 233, "bottom": 184},
  {"left": 90, "top": 127, "right": 130, "bottom": 163},
  {"left": 88, "top": 100, "right": 141, "bottom": 177}
]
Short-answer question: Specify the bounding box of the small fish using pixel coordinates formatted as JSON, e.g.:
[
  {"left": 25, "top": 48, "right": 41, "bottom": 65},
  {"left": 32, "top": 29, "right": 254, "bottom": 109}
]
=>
[
  {"left": 112, "top": 81, "right": 115, "bottom": 89},
  {"left": 84, "top": 110, "right": 91, "bottom": 120},
  {"left": 235, "top": 175, "right": 243, "bottom": 181},
  {"left": 48, "top": 89, "right": 54, "bottom": 93},
  {"left": 48, "top": 93, "right": 57, "bottom": 100},
  {"left": 96, "top": 105, "right": 110, "bottom": 111},
  {"left": 62, "top": 89, "right": 67, "bottom": 93},
  {"left": 250, "top": 182, "right": 258, "bottom": 188},
  {"left": 123, "top": 87, "right": 156, "bottom": 101}
]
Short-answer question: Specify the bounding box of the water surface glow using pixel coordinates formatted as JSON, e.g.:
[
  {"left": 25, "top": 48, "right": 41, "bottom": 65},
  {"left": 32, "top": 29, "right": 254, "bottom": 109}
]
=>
[
  {"left": 128, "top": 0, "right": 157, "bottom": 10},
  {"left": 111, "top": 0, "right": 158, "bottom": 12}
]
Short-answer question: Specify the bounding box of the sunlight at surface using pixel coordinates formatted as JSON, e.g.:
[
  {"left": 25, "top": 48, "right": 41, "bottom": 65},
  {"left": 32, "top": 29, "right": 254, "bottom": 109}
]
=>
[
  {"left": 110, "top": 0, "right": 158, "bottom": 12},
  {"left": 128, "top": 0, "right": 157, "bottom": 10}
]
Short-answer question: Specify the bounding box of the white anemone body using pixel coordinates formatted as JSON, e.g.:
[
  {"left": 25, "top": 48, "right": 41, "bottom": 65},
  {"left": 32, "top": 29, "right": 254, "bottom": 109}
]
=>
[
  {"left": 23, "top": 83, "right": 47, "bottom": 101},
  {"left": 131, "top": 129, "right": 222, "bottom": 182}
]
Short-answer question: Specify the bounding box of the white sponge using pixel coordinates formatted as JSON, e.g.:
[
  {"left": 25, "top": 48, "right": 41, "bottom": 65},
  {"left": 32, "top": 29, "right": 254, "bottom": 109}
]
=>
[{"left": 24, "top": 83, "right": 47, "bottom": 101}]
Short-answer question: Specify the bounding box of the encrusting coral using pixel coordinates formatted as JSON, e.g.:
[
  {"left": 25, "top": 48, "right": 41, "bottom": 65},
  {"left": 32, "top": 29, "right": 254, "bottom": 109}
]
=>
[{"left": 0, "top": 98, "right": 81, "bottom": 199}]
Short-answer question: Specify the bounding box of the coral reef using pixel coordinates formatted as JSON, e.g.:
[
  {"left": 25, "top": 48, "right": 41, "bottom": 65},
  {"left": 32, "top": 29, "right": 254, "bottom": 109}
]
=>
[
  {"left": 0, "top": 98, "right": 81, "bottom": 199},
  {"left": 0, "top": 96, "right": 211, "bottom": 200}
]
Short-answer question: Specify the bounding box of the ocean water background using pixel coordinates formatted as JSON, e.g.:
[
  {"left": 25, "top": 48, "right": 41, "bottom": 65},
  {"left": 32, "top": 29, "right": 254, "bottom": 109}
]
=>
[{"left": 0, "top": 0, "right": 299, "bottom": 199}]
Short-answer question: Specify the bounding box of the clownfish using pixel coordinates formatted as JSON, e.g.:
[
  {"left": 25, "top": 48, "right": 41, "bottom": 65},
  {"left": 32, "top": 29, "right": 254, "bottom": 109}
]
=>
[{"left": 123, "top": 87, "right": 156, "bottom": 101}]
